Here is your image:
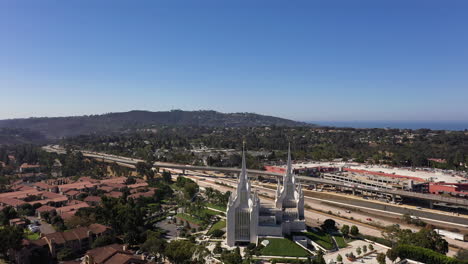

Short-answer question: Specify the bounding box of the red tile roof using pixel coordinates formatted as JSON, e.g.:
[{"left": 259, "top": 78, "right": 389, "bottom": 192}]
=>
[
  {"left": 84, "top": 196, "right": 101, "bottom": 203},
  {"left": 36, "top": 205, "right": 56, "bottom": 212}
]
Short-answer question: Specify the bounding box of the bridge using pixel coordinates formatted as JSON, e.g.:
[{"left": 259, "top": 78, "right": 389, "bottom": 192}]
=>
[{"left": 43, "top": 145, "right": 468, "bottom": 207}]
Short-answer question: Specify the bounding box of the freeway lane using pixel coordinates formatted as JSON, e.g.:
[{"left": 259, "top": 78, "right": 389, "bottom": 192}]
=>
[{"left": 42, "top": 145, "right": 468, "bottom": 226}]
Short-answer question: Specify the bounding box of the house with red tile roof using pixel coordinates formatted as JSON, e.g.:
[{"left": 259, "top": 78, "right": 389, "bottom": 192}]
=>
[
  {"left": 36, "top": 205, "right": 56, "bottom": 218},
  {"left": 0, "top": 197, "right": 26, "bottom": 208},
  {"left": 106, "top": 191, "right": 123, "bottom": 199},
  {"left": 83, "top": 244, "right": 146, "bottom": 264},
  {"left": 36, "top": 224, "right": 111, "bottom": 258},
  {"left": 84, "top": 196, "right": 102, "bottom": 206}
]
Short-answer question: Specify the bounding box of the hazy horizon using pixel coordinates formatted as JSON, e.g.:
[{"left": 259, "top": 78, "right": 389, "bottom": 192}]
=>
[{"left": 1, "top": 1, "right": 468, "bottom": 121}]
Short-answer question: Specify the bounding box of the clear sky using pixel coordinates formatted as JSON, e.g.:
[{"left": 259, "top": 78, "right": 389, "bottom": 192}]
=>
[{"left": 1, "top": 0, "right": 467, "bottom": 121}]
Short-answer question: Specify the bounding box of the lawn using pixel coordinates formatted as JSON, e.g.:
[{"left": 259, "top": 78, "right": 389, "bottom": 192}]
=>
[
  {"left": 206, "top": 203, "right": 226, "bottom": 211},
  {"left": 203, "top": 208, "right": 221, "bottom": 216},
  {"left": 259, "top": 238, "right": 310, "bottom": 257},
  {"left": 295, "top": 230, "right": 335, "bottom": 250},
  {"left": 333, "top": 235, "right": 348, "bottom": 248},
  {"left": 24, "top": 231, "right": 41, "bottom": 240},
  {"left": 175, "top": 213, "right": 204, "bottom": 225},
  {"left": 208, "top": 220, "right": 226, "bottom": 234}
]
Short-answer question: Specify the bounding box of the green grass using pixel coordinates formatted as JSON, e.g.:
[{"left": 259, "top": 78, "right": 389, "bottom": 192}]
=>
[
  {"left": 24, "top": 231, "right": 41, "bottom": 240},
  {"left": 203, "top": 208, "right": 220, "bottom": 216},
  {"left": 208, "top": 220, "right": 226, "bottom": 234},
  {"left": 175, "top": 213, "right": 204, "bottom": 225},
  {"left": 294, "top": 230, "right": 335, "bottom": 250},
  {"left": 259, "top": 238, "right": 310, "bottom": 257},
  {"left": 206, "top": 203, "right": 226, "bottom": 211},
  {"left": 333, "top": 235, "right": 348, "bottom": 248}
]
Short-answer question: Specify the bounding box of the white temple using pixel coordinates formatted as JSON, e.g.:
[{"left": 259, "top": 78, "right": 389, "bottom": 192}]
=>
[{"left": 226, "top": 146, "right": 306, "bottom": 246}]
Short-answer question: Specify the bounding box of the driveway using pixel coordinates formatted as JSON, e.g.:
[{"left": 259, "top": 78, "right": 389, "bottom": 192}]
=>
[{"left": 27, "top": 216, "right": 56, "bottom": 235}]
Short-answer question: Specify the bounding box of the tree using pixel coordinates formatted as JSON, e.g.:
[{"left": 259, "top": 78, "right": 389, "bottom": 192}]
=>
[
  {"left": 321, "top": 219, "right": 336, "bottom": 231},
  {"left": 211, "top": 229, "right": 225, "bottom": 238},
  {"left": 386, "top": 248, "right": 398, "bottom": 262},
  {"left": 165, "top": 240, "right": 195, "bottom": 264},
  {"left": 376, "top": 253, "right": 386, "bottom": 264},
  {"left": 363, "top": 245, "right": 367, "bottom": 254},
  {"left": 369, "top": 244, "right": 374, "bottom": 251},
  {"left": 57, "top": 247, "right": 75, "bottom": 261},
  {"left": 221, "top": 248, "right": 243, "bottom": 264},
  {"left": 125, "top": 176, "right": 136, "bottom": 185},
  {"left": 350, "top": 225, "right": 359, "bottom": 236},
  {"left": 336, "top": 254, "right": 343, "bottom": 262},
  {"left": 340, "top": 225, "right": 350, "bottom": 237},
  {"left": 356, "top": 246, "right": 362, "bottom": 255},
  {"left": 142, "top": 236, "right": 166, "bottom": 262},
  {"left": 162, "top": 170, "right": 172, "bottom": 183},
  {"left": 213, "top": 242, "right": 223, "bottom": 254},
  {"left": 312, "top": 250, "right": 326, "bottom": 264},
  {"left": 0, "top": 226, "right": 23, "bottom": 257},
  {"left": 91, "top": 234, "right": 115, "bottom": 248}
]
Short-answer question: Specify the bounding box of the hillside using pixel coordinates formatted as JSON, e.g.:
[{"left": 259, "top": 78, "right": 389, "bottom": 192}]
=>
[{"left": 0, "top": 110, "right": 308, "bottom": 140}]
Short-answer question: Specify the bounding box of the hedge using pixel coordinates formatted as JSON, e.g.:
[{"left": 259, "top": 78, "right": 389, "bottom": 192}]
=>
[{"left": 391, "top": 244, "right": 465, "bottom": 264}]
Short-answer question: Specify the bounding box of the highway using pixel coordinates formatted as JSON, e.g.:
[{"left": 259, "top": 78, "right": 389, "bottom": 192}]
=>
[
  {"left": 44, "top": 145, "right": 468, "bottom": 207},
  {"left": 43, "top": 145, "right": 468, "bottom": 226}
]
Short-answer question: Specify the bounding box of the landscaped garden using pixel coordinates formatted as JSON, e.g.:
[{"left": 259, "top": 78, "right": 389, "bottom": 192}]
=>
[
  {"left": 208, "top": 219, "right": 226, "bottom": 234},
  {"left": 206, "top": 203, "right": 226, "bottom": 211},
  {"left": 295, "top": 229, "right": 335, "bottom": 250},
  {"left": 333, "top": 235, "right": 348, "bottom": 248},
  {"left": 259, "top": 238, "right": 310, "bottom": 257},
  {"left": 175, "top": 213, "right": 204, "bottom": 226}
]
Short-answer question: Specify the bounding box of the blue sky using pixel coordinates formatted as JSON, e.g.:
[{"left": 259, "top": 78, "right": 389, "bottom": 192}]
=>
[{"left": 1, "top": 0, "right": 467, "bottom": 121}]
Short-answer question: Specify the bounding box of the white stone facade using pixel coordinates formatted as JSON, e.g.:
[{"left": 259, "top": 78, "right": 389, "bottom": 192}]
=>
[{"left": 226, "top": 146, "right": 306, "bottom": 246}]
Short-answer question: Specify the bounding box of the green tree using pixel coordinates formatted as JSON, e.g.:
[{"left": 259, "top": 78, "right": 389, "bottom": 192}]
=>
[
  {"left": 340, "top": 225, "right": 350, "bottom": 237},
  {"left": 0, "top": 226, "right": 23, "bottom": 257},
  {"left": 57, "top": 247, "right": 75, "bottom": 261},
  {"left": 363, "top": 245, "right": 368, "bottom": 254},
  {"left": 313, "top": 250, "right": 326, "bottom": 264},
  {"left": 213, "top": 242, "right": 223, "bottom": 254},
  {"left": 350, "top": 225, "right": 359, "bottom": 236},
  {"left": 141, "top": 236, "right": 166, "bottom": 262},
  {"left": 162, "top": 170, "right": 172, "bottom": 183},
  {"left": 386, "top": 249, "right": 398, "bottom": 262},
  {"left": 336, "top": 254, "right": 343, "bottom": 262},
  {"left": 376, "top": 253, "right": 386, "bottom": 264},
  {"left": 165, "top": 240, "right": 195, "bottom": 264},
  {"left": 91, "top": 234, "right": 115, "bottom": 248},
  {"left": 356, "top": 246, "right": 362, "bottom": 255},
  {"left": 369, "top": 244, "right": 374, "bottom": 251},
  {"left": 221, "top": 248, "right": 243, "bottom": 264}
]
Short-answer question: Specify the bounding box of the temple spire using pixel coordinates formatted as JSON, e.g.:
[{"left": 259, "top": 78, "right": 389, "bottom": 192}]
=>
[
  {"left": 241, "top": 142, "right": 247, "bottom": 180},
  {"left": 238, "top": 142, "right": 249, "bottom": 191},
  {"left": 287, "top": 143, "right": 292, "bottom": 176}
]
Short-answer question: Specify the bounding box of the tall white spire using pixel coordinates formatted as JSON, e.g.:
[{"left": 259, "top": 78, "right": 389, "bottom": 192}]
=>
[
  {"left": 286, "top": 143, "right": 292, "bottom": 176},
  {"left": 237, "top": 143, "right": 249, "bottom": 192}
]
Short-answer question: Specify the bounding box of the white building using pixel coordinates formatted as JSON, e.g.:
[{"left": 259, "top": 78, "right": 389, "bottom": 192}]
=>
[{"left": 226, "top": 146, "right": 306, "bottom": 246}]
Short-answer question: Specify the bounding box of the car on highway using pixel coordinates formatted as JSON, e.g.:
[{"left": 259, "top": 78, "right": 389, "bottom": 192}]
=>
[{"left": 366, "top": 218, "right": 372, "bottom": 221}]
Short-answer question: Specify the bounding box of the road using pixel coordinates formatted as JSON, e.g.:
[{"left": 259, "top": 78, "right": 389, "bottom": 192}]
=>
[{"left": 43, "top": 145, "right": 468, "bottom": 207}]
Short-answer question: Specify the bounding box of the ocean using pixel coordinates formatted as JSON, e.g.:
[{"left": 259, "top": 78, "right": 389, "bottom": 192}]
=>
[{"left": 310, "top": 121, "right": 468, "bottom": 131}]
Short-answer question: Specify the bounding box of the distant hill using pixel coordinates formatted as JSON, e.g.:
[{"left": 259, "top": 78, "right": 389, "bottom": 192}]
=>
[{"left": 0, "top": 110, "right": 309, "bottom": 140}]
